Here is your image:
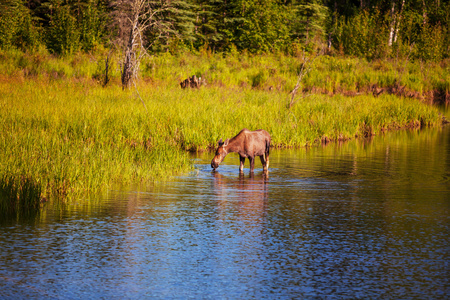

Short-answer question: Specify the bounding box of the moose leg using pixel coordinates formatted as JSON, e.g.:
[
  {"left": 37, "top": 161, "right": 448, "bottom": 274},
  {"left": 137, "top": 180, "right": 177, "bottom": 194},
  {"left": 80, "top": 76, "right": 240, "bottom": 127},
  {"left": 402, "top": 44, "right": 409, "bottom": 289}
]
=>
[
  {"left": 260, "top": 155, "right": 267, "bottom": 171},
  {"left": 239, "top": 156, "right": 245, "bottom": 172},
  {"left": 249, "top": 156, "right": 255, "bottom": 172},
  {"left": 264, "top": 152, "right": 270, "bottom": 172}
]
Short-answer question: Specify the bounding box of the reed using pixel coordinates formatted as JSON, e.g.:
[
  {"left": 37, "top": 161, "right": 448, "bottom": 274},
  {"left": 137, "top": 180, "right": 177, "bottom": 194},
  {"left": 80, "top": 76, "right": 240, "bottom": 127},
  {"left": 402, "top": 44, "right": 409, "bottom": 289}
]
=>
[
  {"left": 0, "top": 175, "right": 41, "bottom": 219},
  {"left": 0, "top": 48, "right": 446, "bottom": 208}
]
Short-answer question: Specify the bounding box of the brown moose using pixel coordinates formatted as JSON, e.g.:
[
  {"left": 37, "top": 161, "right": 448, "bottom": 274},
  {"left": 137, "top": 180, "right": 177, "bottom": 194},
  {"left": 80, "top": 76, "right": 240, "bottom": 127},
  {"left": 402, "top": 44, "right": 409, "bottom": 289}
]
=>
[{"left": 211, "top": 129, "right": 271, "bottom": 173}]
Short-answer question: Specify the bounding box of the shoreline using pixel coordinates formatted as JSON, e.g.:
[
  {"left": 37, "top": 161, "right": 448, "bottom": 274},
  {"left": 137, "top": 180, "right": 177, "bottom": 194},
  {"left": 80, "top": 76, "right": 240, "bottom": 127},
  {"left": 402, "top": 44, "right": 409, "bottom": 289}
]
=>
[{"left": 0, "top": 53, "right": 448, "bottom": 209}]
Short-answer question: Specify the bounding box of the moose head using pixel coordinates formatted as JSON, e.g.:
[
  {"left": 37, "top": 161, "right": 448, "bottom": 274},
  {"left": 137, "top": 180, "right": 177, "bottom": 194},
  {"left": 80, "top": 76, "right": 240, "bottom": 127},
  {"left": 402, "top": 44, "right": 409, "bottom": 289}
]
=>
[{"left": 211, "top": 138, "right": 229, "bottom": 169}]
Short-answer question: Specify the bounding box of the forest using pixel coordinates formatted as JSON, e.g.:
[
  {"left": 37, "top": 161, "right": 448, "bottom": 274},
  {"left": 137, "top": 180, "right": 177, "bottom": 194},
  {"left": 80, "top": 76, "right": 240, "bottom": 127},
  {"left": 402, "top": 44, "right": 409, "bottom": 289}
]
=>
[{"left": 1, "top": 0, "right": 449, "bottom": 61}]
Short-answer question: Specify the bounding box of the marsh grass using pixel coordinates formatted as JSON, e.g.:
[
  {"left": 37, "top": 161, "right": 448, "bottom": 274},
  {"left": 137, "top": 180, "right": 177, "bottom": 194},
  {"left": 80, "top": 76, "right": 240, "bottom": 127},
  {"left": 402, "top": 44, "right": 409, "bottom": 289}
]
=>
[
  {"left": 0, "top": 175, "right": 41, "bottom": 219},
  {"left": 0, "top": 80, "right": 192, "bottom": 203},
  {"left": 141, "top": 51, "right": 449, "bottom": 101},
  {"left": 3, "top": 48, "right": 448, "bottom": 100},
  {"left": 0, "top": 48, "right": 446, "bottom": 210}
]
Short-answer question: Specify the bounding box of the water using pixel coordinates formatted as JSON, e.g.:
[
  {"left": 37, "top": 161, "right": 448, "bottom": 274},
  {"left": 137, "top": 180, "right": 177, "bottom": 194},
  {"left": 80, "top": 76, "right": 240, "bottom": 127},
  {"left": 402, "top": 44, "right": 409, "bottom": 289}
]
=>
[{"left": 1, "top": 127, "right": 449, "bottom": 299}]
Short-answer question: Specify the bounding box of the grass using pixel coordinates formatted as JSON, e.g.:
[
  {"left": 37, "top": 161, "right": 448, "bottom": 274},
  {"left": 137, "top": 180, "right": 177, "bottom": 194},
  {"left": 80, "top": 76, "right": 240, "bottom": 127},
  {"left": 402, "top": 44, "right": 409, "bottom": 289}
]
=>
[
  {"left": 0, "top": 174, "right": 41, "bottom": 221},
  {"left": 2, "top": 48, "right": 449, "bottom": 99},
  {"left": 0, "top": 47, "right": 447, "bottom": 210},
  {"left": 0, "top": 80, "right": 192, "bottom": 202}
]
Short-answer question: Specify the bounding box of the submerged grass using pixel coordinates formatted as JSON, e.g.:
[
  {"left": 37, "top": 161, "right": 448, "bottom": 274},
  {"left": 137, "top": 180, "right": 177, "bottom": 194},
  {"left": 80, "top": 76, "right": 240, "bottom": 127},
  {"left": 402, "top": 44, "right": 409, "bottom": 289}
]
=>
[
  {"left": 0, "top": 174, "right": 41, "bottom": 220},
  {"left": 0, "top": 48, "right": 447, "bottom": 209}
]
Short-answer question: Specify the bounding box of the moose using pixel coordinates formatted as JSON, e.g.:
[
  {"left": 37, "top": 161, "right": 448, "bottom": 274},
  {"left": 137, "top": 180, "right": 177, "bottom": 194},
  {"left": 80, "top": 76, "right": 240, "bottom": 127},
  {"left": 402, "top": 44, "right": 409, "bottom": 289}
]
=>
[{"left": 211, "top": 129, "right": 271, "bottom": 173}]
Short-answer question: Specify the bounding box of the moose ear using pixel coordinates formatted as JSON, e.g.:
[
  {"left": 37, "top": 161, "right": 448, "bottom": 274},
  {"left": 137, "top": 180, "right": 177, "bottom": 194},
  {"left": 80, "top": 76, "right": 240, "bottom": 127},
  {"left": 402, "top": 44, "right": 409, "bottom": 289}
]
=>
[
  {"left": 218, "top": 138, "right": 223, "bottom": 146},
  {"left": 224, "top": 139, "right": 229, "bottom": 146}
]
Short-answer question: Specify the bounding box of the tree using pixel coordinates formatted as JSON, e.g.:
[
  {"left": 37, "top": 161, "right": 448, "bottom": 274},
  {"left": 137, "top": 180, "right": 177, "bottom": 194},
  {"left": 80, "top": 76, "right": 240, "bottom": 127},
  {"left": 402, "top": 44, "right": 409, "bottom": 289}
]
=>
[
  {"left": 0, "top": 0, "right": 40, "bottom": 50},
  {"left": 110, "top": 0, "right": 173, "bottom": 89},
  {"left": 292, "top": 0, "right": 329, "bottom": 50},
  {"left": 167, "top": 0, "right": 197, "bottom": 51},
  {"left": 46, "top": 0, "right": 80, "bottom": 55},
  {"left": 388, "top": 0, "right": 405, "bottom": 47},
  {"left": 191, "top": 0, "right": 224, "bottom": 50},
  {"left": 215, "top": 0, "right": 292, "bottom": 53},
  {"left": 79, "top": 0, "right": 108, "bottom": 51}
]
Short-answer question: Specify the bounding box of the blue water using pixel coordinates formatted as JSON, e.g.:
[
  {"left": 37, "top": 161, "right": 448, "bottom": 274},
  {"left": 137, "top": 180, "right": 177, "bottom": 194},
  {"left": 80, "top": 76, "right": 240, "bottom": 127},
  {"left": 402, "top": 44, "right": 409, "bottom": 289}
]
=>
[{"left": 1, "top": 127, "right": 449, "bottom": 299}]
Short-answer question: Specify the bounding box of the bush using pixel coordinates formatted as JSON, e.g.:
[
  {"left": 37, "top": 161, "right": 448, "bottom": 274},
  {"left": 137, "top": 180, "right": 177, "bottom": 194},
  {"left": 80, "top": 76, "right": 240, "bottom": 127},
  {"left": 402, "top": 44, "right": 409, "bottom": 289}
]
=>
[
  {"left": 46, "top": 2, "right": 80, "bottom": 55},
  {"left": 335, "top": 9, "right": 389, "bottom": 60},
  {"left": 0, "top": 0, "right": 40, "bottom": 50}
]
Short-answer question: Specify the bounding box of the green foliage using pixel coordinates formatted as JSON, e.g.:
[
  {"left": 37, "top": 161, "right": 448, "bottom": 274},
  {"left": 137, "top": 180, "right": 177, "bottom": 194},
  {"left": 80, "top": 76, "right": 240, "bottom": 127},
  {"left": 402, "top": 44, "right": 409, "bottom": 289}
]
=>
[
  {"left": 335, "top": 9, "right": 389, "bottom": 60},
  {"left": 149, "top": 0, "right": 197, "bottom": 53},
  {"left": 394, "top": 6, "right": 449, "bottom": 61},
  {"left": 46, "top": 1, "right": 80, "bottom": 55},
  {"left": 292, "top": 0, "right": 329, "bottom": 47},
  {"left": 79, "top": 0, "right": 108, "bottom": 51},
  {"left": 0, "top": 0, "right": 40, "bottom": 50},
  {"left": 191, "top": 0, "right": 223, "bottom": 49},
  {"left": 0, "top": 0, "right": 448, "bottom": 60},
  {"left": 171, "top": 0, "right": 197, "bottom": 45},
  {"left": 188, "top": 0, "right": 292, "bottom": 53},
  {"left": 0, "top": 174, "right": 41, "bottom": 219},
  {"left": 414, "top": 24, "right": 445, "bottom": 61},
  {"left": 229, "top": 0, "right": 291, "bottom": 53},
  {"left": 250, "top": 70, "right": 267, "bottom": 89}
]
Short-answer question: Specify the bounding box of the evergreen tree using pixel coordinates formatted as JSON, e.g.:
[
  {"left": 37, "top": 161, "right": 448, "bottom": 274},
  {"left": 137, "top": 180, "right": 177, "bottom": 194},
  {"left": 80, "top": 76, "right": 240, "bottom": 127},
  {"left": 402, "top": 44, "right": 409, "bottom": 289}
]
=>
[
  {"left": 0, "top": 0, "right": 40, "bottom": 50},
  {"left": 79, "top": 0, "right": 108, "bottom": 51},
  {"left": 192, "top": 0, "right": 224, "bottom": 50},
  {"left": 0, "top": 0, "right": 447, "bottom": 60},
  {"left": 169, "top": 0, "right": 197, "bottom": 49},
  {"left": 211, "top": 0, "right": 292, "bottom": 53},
  {"left": 46, "top": 0, "right": 80, "bottom": 55},
  {"left": 291, "top": 0, "right": 329, "bottom": 49}
]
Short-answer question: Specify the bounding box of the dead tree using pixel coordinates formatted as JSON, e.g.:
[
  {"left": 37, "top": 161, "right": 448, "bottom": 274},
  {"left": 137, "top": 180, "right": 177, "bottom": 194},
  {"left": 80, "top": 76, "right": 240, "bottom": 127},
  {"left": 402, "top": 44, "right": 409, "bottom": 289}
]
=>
[
  {"left": 111, "top": 0, "right": 173, "bottom": 89},
  {"left": 289, "top": 48, "right": 323, "bottom": 109}
]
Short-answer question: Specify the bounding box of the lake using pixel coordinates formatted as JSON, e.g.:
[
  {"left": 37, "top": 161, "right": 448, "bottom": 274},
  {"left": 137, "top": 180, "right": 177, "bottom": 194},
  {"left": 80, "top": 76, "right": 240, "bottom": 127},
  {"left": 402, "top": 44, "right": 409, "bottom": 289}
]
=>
[{"left": 1, "top": 126, "right": 449, "bottom": 299}]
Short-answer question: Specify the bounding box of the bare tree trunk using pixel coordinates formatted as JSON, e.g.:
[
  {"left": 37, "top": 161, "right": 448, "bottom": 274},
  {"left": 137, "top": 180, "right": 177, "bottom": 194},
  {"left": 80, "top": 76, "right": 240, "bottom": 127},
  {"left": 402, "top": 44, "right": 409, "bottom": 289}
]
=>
[
  {"left": 112, "top": 0, "right": 173, "bottom": 90},
  {"left": 289, "top": 48, "right": 323, "bottom": 109},
  {"left": 388, "top": 0, "right": 396, "bottom": 47},
  {"left": 327, "top": 0, "right": 337, "bottom": 50},
  {"left": 422, "top": 0, "right": 427, "bottom": 25},
  {"left": 121, "top": 29, "right": 136, "bottom": 88},
  {"left": 121, "top": 49, "right": 136, "bottom": 89},
  {"left": 103, "top": 50, "right": 112, "bottom": 87},
  {"left": 393, "top": 0, "right": 405, "bottom": 43},
  {"left": 121, "top": 1, "right": 140, "bottom": 89}
]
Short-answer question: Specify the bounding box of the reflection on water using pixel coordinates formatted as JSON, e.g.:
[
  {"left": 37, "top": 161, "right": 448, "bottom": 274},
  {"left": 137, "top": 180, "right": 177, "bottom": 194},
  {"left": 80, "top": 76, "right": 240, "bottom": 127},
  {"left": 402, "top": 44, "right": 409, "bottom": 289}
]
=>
[
  {"left": 213, "top": 171, "right": 268, "bottom": 227},
  {"left": 0, "top": 126, "right": 449, "bottom": 299}
]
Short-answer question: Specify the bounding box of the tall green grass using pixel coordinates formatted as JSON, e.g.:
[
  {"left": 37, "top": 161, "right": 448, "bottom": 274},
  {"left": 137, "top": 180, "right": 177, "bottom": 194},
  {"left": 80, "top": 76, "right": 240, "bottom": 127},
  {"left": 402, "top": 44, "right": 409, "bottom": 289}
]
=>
[
  {"left": 0, "top": 80, "right": 192, "bottom": 203},
  {"left": 1, "top": 48, "right": 448, "bottom": 101},
  {"left": 0, "top": 48, "right": 446, "bottom": 209}
]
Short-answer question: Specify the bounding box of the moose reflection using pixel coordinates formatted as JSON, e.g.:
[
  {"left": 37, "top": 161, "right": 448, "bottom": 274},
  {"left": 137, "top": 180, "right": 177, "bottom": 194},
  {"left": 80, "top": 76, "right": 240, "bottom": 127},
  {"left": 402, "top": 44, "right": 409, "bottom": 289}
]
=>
[
  {"left": 212, "top": 171, "right": 269, "bottom": 226},
  {"left": 211, "top": 129, "right": 271, "bottom": 173}
]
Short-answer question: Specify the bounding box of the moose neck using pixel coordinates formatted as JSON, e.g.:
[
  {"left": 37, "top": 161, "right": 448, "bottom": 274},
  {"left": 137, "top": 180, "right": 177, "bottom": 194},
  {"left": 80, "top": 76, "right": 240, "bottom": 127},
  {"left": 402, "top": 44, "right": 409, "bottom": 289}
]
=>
[{"left": 224, "top": 137, "right": 241, "bottom": 154}]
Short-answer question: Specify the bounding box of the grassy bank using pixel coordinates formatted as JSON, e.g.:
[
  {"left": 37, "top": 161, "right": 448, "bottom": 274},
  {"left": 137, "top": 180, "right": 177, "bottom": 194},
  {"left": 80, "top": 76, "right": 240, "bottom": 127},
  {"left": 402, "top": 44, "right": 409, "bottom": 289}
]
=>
[
  {"left": 2, "top": 48, "right": 448, "bottom": 104},
  {"left": 0, "top": 49, "right": 447, "bottom": 208}
]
